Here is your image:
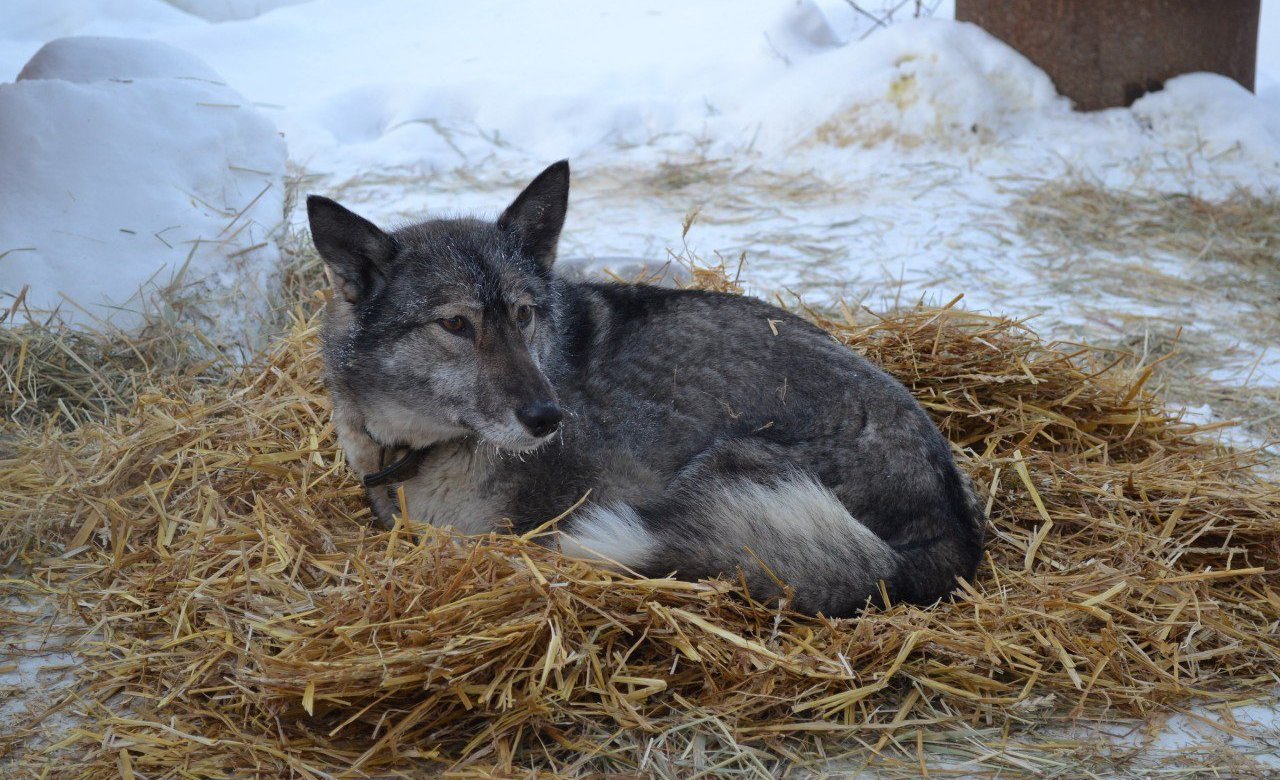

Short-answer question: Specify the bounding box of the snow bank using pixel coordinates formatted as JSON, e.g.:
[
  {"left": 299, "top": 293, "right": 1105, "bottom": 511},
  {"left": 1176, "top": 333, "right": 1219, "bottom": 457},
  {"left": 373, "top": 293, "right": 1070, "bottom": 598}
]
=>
[
  {"left": 0, "top": 36, "right": 285, "bottom": 343},
  {"left": 151, "top": 1, "right": 1062, "bottom": 173},
  {"left": 164, "top": 0, "right": 315, "bottom": 23},
  {"left": 746, "top": 18, "right": 1069, "bottom": 152},
  {"left": 16, "top": 33, "right": 221, "bottom": 82},
  {"left": 152, "top": 0, "right": 805, "bottom": 171},
  {"left": 139, "top": 1, "right": 1277, "bottom": 194},
  {"left": 3, "top": 2, "right": 1271, "bottom": 195},
  {"left": 1132, "top": 72, "right": 1280, "bottom": 170},
  {"left": 0, "top": 0, "right": 197, "bottom": 80}
]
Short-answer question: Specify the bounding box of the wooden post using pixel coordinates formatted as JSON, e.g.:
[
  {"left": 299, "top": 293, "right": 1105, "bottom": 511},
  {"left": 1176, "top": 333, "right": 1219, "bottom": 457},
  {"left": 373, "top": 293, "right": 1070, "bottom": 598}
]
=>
[{"left": 955, "top": 0, "right": 1260, "bottom": 110}]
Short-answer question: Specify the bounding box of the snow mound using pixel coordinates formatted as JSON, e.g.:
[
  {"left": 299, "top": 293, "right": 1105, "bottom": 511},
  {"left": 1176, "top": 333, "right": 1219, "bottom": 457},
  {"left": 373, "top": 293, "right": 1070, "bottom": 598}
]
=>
[
  {"left": 17, "top": 34, "right": 221, "bottom": 83},
  {"left": 0, "top": 1, "right": 197, "bottom": 81},
  {"left": 752, "top": 19, "right": 1069, "bottom": 152},
  {"left": 1131, "top": 73, "right": 1280, "bottom": 172},
  {"left": 772, "top": 0, "right": 931, "bottom": 50},
  {"left": 0, "top": 36, "right": 285, "bottom": 344},
  {"left": 163, "top": 0, "right": 315, "bottom": 23}
]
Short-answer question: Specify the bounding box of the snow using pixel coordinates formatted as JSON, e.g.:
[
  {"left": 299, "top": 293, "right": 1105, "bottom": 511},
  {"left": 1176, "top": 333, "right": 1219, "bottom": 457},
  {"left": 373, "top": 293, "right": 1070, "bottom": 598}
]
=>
[
  {"left": 0, "top": 0, "right": 195, "bottom": 80},
  {"left": 0, "top": 592, "right": 82, "bottom": 762},
  {"left": 1259, "top": 0, "right": 1280, "bottom": 103},
  {"left": 16, "top": 31, "right": 221, "bottom": 82},
  {"left": 0, "top": 35, "right": 285, "bottom": 341},
  {"left": 165, "top": 0, "right": 314, "bottom": 23},
  {"left": 1132, "top": 72, "right": 1280, "bottom": 169},
  {"left": 781, "top": 0, "right": 936, "bottom": 47}
]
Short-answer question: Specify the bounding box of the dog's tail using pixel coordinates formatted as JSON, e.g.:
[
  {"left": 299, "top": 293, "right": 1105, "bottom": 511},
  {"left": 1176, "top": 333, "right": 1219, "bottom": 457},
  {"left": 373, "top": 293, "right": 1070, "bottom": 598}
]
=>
[{"left": 560, "top": 472, "right": 912, "bottom": 616}]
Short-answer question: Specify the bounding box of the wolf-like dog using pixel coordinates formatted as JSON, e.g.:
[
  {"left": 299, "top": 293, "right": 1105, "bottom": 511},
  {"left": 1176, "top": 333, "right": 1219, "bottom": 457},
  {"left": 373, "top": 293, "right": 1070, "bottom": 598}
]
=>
[{"left": 307, "top": 161, "right": 984, "bottom": 617}]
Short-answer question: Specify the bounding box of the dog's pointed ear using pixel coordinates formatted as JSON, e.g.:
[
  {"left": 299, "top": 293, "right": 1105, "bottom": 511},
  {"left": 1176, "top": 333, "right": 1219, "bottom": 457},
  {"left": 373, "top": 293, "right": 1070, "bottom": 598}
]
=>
[
  {"left": 498, "top": 160, "right": 569, "bottom": 272},
  {"left": 307, "top": 195, "right": 396, "bottom": 303}
]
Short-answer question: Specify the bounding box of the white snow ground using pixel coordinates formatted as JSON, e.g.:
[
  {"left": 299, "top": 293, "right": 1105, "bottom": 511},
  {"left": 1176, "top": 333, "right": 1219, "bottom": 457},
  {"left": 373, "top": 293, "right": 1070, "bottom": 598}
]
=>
[{"left": 1, "top": 0, "right": 1279, "bottom": 772}]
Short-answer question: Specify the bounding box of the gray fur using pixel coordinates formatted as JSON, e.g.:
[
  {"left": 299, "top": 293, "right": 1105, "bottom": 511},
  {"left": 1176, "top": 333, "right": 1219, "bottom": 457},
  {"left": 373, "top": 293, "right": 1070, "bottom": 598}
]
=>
[{"left": 307, "top": 161, "right": 985, "bottom": 617}]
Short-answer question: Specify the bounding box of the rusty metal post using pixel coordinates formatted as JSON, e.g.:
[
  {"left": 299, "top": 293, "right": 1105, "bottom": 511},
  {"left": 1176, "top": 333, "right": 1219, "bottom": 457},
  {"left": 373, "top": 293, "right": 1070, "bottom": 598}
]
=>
[{"left": 955, "top": 0, "right": 1260, "bottom": 110}]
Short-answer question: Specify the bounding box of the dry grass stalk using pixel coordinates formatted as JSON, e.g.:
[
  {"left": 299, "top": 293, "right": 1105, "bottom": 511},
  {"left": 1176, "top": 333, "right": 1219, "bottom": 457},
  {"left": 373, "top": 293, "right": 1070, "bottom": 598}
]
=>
[
  {"left": 0, "top": 322, "right": 201, "bottom": 432},
  {"left": 0, "top": 280, "right": 231, "bottom": 437},
  {"left": 1012, "top": 179, "right": 1280, "bottom": 272},
  {"left": 1, "top": 267, "right": 1278, "bottom": 777}
]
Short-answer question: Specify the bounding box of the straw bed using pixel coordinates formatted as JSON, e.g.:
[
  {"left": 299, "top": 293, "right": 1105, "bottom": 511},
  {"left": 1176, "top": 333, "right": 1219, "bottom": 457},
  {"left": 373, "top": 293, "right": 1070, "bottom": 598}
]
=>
[{"left": 3, "top": 272, "right": 1279, "bottom": 777}]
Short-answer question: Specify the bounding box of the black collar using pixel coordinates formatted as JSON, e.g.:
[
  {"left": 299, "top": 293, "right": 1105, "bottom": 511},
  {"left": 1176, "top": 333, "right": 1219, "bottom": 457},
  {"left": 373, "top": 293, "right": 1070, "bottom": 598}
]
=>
[
  {"left": 362, "top": 445, "right": 434, "bottom": 488},
  {"left": 360, "top": 425, "right": 437, "bottom": 488}
]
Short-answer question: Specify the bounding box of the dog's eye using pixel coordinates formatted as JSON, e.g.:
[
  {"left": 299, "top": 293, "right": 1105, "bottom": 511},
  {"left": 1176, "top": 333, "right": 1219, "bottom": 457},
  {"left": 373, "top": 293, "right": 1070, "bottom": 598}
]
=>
[
  {"left": 438, "top": 315, "right": 470, "bottom": 335},
  {"left": 515, "top": 304, "right": 533, "bottom": 326}
]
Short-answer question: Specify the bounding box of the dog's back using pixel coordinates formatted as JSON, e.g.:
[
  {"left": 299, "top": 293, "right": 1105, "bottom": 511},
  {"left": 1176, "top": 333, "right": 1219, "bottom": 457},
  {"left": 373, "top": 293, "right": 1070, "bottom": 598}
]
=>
[
  {"left": 505, "top": 281, "right": 985, "bottom": 614},
  {"left": 308, "top": 161, "right": 984, "bottom": 617}
]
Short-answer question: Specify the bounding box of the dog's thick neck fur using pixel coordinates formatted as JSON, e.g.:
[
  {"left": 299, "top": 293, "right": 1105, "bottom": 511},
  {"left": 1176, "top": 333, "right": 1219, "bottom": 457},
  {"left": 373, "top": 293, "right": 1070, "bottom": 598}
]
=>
[{"left": 308, "top": 161, "right": 986, "bottom": 617}]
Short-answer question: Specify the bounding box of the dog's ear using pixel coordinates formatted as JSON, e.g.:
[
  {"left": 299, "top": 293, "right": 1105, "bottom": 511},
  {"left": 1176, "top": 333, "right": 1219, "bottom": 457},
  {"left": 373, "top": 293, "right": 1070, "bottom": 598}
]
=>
[
  {"left": 307, "top": 195, "right": 396, "bottom": 303},
  {"left": 498, "top": 159, "right": 569, "bottom": 272}
]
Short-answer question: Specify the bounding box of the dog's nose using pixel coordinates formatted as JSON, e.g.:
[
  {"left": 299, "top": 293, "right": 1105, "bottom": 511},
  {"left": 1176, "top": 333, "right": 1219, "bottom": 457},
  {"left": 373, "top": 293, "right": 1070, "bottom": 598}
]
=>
[{"left": 516, "top": 401, "right": 562, "bottom": 437}]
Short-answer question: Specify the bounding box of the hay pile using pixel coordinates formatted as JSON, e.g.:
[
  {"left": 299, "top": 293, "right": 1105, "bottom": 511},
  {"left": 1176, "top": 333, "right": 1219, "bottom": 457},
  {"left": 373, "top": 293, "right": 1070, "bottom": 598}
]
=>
[{"left": 3, "top": 276, "right": 1279, "bottom": 777}]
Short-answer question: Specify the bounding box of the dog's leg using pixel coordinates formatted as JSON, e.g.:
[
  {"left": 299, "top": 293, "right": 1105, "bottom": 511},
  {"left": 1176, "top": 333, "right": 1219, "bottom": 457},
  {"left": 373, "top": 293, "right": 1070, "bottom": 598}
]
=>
[
  {"left": 332, "top": 409, "right": 399, "bottom": 528},
  {"left": 560, "top": 438, "right": 901, "bottom": 616}
]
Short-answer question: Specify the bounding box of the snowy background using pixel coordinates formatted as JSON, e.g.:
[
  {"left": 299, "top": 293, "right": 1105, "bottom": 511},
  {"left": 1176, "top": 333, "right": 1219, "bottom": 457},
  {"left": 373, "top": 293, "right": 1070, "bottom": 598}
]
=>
[{"left": 2, "top": 0, "right": 1280, "bottom": 769}]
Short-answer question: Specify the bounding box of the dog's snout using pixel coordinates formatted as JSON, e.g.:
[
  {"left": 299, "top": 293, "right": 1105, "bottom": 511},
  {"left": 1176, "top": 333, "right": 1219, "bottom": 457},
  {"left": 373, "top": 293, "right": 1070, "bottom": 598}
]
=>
[{"left": 516, "top": 401, "right": 562, "bottom": 438}]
